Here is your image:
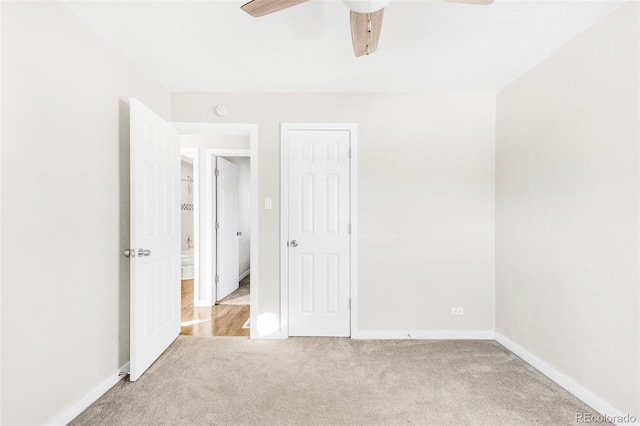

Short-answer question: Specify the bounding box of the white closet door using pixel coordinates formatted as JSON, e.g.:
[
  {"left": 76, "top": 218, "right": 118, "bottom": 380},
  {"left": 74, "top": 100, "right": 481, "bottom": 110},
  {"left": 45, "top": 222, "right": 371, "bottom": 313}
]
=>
[{"left": 287, "top": 129, "right": 351, "bottom": 337}]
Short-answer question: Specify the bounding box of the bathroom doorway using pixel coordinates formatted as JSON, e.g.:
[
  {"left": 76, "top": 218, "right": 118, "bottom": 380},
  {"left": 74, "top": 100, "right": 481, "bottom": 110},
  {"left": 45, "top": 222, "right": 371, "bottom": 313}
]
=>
[{"left": 180, "top": 151, "right": 197, "bottom": 289}]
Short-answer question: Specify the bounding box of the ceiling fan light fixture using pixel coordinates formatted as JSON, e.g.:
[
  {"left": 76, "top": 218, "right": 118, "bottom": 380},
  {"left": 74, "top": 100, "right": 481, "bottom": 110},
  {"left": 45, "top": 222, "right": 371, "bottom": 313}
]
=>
[{"left": 343, "top": 0, "right": 391, "bottom": 14}]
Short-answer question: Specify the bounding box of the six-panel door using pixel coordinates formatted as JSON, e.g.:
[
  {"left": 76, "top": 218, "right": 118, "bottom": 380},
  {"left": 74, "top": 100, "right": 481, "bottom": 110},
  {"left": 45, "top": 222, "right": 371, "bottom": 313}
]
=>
[
  {"left": 287, "top": 129, "right": 351, "bottom": 337},
  {"left": 130, "top": 99, "right": 181, "bottom": 381}
]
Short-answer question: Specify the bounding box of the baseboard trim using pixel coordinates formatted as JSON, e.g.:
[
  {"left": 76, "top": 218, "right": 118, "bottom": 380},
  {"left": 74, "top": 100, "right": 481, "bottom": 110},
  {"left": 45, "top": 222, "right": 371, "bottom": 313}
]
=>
[
  {"left": 354, "top": 330, "right": 495, "bottom": 340},
  {"left": 495, "top": 333, "right": 635, "bottom": 423},
  {"left": 239, "top": 269, "right": 250, "bottom": 281},
  {"left": 47, "top": 362, "right": 130, "bottom": 425}
]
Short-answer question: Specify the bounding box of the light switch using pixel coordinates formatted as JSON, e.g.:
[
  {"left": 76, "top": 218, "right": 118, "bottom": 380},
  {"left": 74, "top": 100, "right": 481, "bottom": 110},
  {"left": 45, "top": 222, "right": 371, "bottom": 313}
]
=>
[{"left": 264, "top": 197, "right": 273, "bottom": 210}]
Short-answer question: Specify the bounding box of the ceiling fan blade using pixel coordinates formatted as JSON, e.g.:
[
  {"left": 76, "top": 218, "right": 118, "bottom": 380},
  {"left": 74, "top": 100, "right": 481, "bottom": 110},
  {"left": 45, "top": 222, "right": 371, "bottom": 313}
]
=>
[
  {"left": 241, "top": 0, "right": 309, "bottom": 17},
  {"left": 445, "top": 0, "right": 494, "bottom": 5},
  {"left": 350, "top": 9, "right": 384, "bottom": 57}
]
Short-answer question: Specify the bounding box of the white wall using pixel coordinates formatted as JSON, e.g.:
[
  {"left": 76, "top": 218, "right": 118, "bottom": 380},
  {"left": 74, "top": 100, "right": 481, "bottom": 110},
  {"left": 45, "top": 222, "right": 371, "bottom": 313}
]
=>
[
  {"left": 225, "top": 156, "right": 251, "bottom": 278},
  {"left": 171, "top": 93, "right": 496, "bottom": 335},
  {"left": 180, "top": 160, "right": 195, "bottom": 252},
  {"left": 496, "top": 2, "right": 639, "bottom": 418},
  {"left": 1, "top": 2, "right": 170, "bottom": 424}
]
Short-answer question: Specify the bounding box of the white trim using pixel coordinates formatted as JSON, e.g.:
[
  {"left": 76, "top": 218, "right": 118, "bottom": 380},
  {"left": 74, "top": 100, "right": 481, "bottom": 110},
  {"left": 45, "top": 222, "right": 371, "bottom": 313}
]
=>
[
  {"left": 205, "top": 149, "right": 251, "bottom": 156},
  {"left": 280, "top": 126, "right": 290, "bottom": 338},
  {"left": 204, "top": 150, "right": 216, "bottom": 304},
  {"left": 495, "top": 333, "right": 634, "bottom": 423},
  {"left": 350, "top": 126, "right": 359, "bottom": 339},
  {"left": 46, "top": 362, "right": 130, "bottom": 426},
  {"left": 171, "top": 122, "right": 252, "bottom": 136},
  {"left": 239, "top": 269, "right": 250, "bottom": 281},
  {"left": 355, "top": 330, "right": 495, "bottom": 340},
  {"left": 248, "top": 126, "right": 259, "bottom": 339},
  {"left": 172, "top": 122, "right": 259, "bottom": 339},
  {"left": 280, "top": 123, "right": 358, "bottom": 338}
]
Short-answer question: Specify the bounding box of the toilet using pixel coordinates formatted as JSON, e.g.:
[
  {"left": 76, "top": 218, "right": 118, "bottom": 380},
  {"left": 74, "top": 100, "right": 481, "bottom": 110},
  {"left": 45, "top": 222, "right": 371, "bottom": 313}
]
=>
[{"left": 181, "top": 251, "right": 194, "bottom": 280}]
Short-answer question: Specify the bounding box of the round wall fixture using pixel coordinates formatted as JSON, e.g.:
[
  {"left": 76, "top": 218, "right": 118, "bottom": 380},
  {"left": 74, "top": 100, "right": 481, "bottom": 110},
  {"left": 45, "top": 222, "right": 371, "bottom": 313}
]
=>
[{"left": 215, "top": 105, "right": 228, "bottom": 117}]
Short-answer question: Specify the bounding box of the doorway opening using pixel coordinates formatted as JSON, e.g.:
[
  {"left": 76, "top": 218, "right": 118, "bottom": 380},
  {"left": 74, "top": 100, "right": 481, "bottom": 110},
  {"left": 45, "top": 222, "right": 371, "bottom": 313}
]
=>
[
  {"left": 179, "top": 149, "right": 199, "bottom": 332},
  {"left": 174, "top": 123, "right": 258, "bottom": 338},
  {"left": 181, "top": 154, "right": 252, "bottom": 337},
  {"left": 214, "top": 155, "right": 251, "bottom": 307}
]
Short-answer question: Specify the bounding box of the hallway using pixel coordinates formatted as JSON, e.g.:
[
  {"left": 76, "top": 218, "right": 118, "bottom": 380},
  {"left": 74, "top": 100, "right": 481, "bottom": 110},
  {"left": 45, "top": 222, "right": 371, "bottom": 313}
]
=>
[{"left": 180, "top": 276, "right": 250, "bottom": 337}]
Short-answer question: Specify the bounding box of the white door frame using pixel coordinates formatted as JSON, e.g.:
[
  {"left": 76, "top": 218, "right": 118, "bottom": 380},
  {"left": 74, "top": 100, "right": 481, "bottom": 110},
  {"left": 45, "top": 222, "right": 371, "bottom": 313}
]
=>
[
  {"left": 173, "top": 123, "right": 259, "bottom": 339},
  {"left": 280, "top": 123, "right": 358, "bottom": 338}
]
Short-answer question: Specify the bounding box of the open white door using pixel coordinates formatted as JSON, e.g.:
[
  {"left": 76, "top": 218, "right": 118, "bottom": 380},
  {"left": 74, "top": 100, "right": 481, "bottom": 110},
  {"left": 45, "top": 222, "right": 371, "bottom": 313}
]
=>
[
  {"left": 286, "top": 129, "right": 351, "bottom": 337},
  {"left": 129, "top": 99, "right": 181, "bottom": 381},
  {"left": 216, "top": 157, "right": 240, "bottom": 301}
]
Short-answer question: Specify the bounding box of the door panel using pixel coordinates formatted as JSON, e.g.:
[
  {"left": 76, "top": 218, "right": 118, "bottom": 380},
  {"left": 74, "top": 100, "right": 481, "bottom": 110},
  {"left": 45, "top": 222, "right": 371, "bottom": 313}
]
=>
[
  {"left": 130, "top": 99, "right": 181, "bottom": 381},
  {"left": 288, "top": 130, "right": 351, "bottom": 337},
  {"left": 216, "top": 157, "right": 240, "bottom": 301}
]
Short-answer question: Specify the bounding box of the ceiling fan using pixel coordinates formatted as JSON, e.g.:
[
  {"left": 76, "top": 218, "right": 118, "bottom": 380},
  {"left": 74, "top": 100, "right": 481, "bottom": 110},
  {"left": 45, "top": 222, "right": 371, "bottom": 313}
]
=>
[{"left": 240, "top": 0, "right": 494, "bottom": 57}]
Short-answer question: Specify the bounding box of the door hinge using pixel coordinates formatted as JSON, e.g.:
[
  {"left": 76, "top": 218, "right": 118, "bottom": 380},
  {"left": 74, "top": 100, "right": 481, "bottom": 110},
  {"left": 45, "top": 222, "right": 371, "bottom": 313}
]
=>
[
  {"left": 348, "top": 224, "right": 351, "bottom": 234},
  {"left": 215, "top": 275, "right": 219, "bottom": 284},
  {"left": 215, "top": 221, "right": 219, "bottom": 230},
  {"left": 215, "top": 168, "right": 219, "bottom": 177},
  {"left": 348, "top": 299, "right": 351, "bottom": 310}
]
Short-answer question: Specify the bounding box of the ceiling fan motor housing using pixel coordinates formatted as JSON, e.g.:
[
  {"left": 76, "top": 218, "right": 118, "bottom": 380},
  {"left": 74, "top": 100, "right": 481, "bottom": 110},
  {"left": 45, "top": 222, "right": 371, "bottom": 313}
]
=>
[{"left": 343, "top": 0, "right": 391, "bottom": 13}]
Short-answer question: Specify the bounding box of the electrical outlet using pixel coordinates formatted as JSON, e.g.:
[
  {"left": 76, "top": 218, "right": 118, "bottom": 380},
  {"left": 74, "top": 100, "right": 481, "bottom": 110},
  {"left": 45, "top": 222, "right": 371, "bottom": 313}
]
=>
[{"left": 451, "top": 307, "right": 464, "bottom": 315}]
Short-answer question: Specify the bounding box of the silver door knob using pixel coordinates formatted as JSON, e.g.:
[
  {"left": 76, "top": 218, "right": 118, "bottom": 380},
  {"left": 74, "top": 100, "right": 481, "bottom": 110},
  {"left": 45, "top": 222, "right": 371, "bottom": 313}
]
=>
[
  {"left": 124, "top": 249, "right": 135, "bottom": 258},
  {"left": 289, "top": 240, "right": 298, "bottom": 248},
  {"left": 138, "top": 248, "right": 151, "bottom": 257}
]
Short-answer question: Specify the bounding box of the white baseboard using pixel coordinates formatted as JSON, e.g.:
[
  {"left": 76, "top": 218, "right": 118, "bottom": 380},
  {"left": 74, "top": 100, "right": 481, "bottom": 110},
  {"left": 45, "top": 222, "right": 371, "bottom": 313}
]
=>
[
  {"left": 239, "top": 269, "right": 250, "bottom": 281},
  {"left": 47, "top": 362, "right": 129, "bottom": 425},
  {"left": 495, "top": 333, "right": 636, "bottom": 424},
  {"left": 354, "top": 330, "right": 495, "bottom": 340}
]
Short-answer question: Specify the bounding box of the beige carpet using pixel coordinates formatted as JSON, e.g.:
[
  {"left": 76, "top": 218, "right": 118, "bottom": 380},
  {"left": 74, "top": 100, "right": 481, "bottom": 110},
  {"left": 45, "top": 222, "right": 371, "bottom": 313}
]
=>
[
  {"left": 217, "top": 275, "right": 250, "bottom": 305},
  {"left": 71, "top": 337, "right": 599, "bottom": 425}
]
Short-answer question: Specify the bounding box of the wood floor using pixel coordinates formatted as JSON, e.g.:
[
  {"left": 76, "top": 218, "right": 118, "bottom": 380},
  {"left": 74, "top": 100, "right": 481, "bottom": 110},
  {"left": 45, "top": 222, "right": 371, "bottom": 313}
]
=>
[{"left": 180, "top": 278, "right": 249, "bottom": 337}]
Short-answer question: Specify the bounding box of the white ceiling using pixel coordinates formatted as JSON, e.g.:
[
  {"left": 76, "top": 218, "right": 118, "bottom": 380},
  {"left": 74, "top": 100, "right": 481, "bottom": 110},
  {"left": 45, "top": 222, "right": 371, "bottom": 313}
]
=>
[{"left": 64, "top": 0, "right": 624, "bottom": 93}]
